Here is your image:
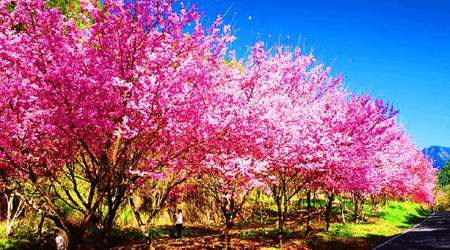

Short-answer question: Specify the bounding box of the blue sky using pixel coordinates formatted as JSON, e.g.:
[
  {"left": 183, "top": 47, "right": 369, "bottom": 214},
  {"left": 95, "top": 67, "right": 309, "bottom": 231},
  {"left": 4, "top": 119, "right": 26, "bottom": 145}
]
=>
[{"left": 187, "top": 0, "right": 450, "bottom": 149}]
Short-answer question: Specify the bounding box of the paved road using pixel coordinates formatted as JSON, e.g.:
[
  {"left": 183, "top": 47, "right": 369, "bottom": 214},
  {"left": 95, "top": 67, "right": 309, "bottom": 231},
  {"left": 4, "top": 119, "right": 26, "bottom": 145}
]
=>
[{"left": 370, "top": 212, "right": 450, "bottom": 250}]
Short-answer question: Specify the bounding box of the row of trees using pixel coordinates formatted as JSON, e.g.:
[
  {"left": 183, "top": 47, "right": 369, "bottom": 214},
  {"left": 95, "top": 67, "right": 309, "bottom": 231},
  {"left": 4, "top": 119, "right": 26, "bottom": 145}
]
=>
[
  {"left": 434, "top": 161, "right": 450, "bottom": 211},
  {"left": 0, "top": 0, "right": 436, "bottom": 249}
]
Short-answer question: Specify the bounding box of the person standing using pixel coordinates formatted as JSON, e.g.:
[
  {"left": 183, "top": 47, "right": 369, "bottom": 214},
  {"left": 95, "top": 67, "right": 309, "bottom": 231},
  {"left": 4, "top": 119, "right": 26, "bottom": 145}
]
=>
[
  {"left": 55, "top": 228, "right": 68, "bottom": 250},
  {"left": 175, "top": 208, "right": 183, "bottom": 240}
]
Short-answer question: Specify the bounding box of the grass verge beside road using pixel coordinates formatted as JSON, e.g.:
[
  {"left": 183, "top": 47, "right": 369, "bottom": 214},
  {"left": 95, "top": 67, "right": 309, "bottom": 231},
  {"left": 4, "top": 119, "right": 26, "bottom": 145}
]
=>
[
  {"left": 305, "top": 201, "right": 433, "bottom": 250},
  {"left": 0, "top": 200, "right": 432, "bottom": 249}
]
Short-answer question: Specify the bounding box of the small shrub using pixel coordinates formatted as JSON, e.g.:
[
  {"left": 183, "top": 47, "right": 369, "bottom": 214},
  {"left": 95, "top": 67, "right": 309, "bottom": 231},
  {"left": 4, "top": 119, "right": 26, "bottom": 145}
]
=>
[{"left": 238, "top": 229, "right": 255, "bottom": 238}]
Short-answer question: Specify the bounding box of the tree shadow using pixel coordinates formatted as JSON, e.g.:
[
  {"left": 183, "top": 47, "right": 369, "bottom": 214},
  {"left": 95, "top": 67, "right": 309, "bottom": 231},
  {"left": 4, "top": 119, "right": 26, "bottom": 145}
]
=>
[
  {"left": 415, "top": 206, "right": 432, "bottom": 217},
  {"left": 404, "top": 213, "right": 425, "bottom": 225},
  {"left": 302, "top": 233, "right": 391, "bottom": 250},
  {"left": 361, "top": 234, "right": 392, "bottom": 249},
  {"left": 403, "top": 207, "right": 432, "bottom": 225},
  {"left": 0, "top": 232, "right": 58, "bottom": 250}
]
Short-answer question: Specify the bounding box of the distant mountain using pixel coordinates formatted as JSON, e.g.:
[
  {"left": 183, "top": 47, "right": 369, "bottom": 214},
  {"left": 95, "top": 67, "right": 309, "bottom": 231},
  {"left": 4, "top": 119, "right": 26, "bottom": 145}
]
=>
[{"left": 422, "top": 146, "right": 450, "bottom": 169}]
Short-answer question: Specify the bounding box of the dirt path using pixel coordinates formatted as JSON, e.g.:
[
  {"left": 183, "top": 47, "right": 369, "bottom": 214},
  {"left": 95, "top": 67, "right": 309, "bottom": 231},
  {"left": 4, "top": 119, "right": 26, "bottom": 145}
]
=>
[{"left": 369, "top": 212, "right": 450, "bottom": 250}]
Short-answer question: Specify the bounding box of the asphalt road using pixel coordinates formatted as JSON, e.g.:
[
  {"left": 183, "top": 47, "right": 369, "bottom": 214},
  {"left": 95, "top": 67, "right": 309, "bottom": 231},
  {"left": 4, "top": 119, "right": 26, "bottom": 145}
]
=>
[{"left": 369, "top": 212, "right": 450, "bottom": 250}]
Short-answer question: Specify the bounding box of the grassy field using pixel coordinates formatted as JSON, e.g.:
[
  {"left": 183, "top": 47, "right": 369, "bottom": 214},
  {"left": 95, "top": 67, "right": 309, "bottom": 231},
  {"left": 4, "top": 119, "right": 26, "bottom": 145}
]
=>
[{"left": 0, "top": 199, "right": 432, "bottom": 249}]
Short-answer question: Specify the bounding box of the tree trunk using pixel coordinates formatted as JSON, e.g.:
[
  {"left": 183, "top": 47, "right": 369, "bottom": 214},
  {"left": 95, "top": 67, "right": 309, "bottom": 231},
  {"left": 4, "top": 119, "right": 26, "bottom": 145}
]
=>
[
  {"left": 306, "top": 191, "right": 312, "bottom": 233},
  {"left": 338, "top": 196, "right": 346, "bottom": 226},
  {"left": 325, "top": 193, "right": 334, "bottom": 232},
  {"left": 312, "top": 190, "right": 317, "bottom": 208},
  {"left": 130, "top": 197, "right": 147, "bottom": 235},
  {"left": 6, "top": 192, "right": 13, "bottom": 237},
  {"left": 371, "top": 195, "right": 378, "bottom": 217},
  {"left": 276, "top": 198, "right": 284, "bottom": 247},
  {"left": 5, "top": 193, "right": 24, "bottom": 237},
  {"left": 224, "top": 217, "right": 232, "bottom": 250},
  {"left": 220, "top": 198, "right": 236, "bottom": 250},
  {"left": 353, "top": 195, "right": 359, "bottom": 223},
  {"left": 37, "top": 214, "right": 46, "bottom": 243},
  {"left": 147, "top": 235, "right": 155, "bottom": 250},
  {"left": 359, "top": 198, "right": 365, "bottom": 221},
  {"left": 98, "top": 186, "right": 127, "bottom": 248},
  {"left": 67, "top": 228, "right": 83, "bottom": 250},
  {"left": 384, "top": 193, "right": 388, "bottom": 209},
  {"left": 259, "top": 194, "right": 265, "bottom": 235}
]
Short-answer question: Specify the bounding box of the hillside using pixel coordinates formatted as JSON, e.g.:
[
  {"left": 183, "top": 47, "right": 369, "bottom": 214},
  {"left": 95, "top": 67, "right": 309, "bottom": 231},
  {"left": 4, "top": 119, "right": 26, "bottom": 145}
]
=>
[{"left": 422, "top": 146, "right": 450, "bottom": 169}]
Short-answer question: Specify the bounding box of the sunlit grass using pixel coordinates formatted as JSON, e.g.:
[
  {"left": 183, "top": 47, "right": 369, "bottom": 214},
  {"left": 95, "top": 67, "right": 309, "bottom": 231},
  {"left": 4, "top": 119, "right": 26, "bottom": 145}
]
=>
[{"left": 314, "top": 200, "right": 433, "bottom": 249}]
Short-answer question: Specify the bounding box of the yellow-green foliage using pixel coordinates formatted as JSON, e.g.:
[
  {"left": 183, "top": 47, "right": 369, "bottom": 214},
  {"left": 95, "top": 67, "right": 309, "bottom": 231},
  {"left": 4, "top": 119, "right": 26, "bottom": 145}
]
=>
[
  {"left": 45, "top": 0, "right": 102, "bottom": 29},
  {"left": 223, "top": 59, "right": 244, "bottom": 71},
  {"left": 434, "top": 185, "right": 450, "bottom": 211},
  {"left": 332, "top": 200, "right": 431, "bottom": 239},
  {"left": 46, "top": 0, "right": 82, "bottom": 17},
  {"left": 117, "top": 206, "right": 137, "bottom": 228}
]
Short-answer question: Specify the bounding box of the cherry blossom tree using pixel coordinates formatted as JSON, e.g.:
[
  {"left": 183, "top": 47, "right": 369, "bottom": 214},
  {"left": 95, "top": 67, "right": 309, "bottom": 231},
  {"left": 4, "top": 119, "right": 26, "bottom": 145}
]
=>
[
  {"left": 196, "top": 154, "right": 268, "bottom": 249},
  {"left": 319, "top": 95, "right": 401, "bottom": 224},
  {"left": 235, "top": 44, "right": 343, "bottom": 245},
  {"left": 0, "top": 0, "right": 235, "bottom": 248}
]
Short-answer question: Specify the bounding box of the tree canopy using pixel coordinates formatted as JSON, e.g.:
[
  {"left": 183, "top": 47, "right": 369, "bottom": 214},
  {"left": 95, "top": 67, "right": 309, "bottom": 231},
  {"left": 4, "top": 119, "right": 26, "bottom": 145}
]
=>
[{"left": 0, "top": 0, "right": 436, "bottom": 248}]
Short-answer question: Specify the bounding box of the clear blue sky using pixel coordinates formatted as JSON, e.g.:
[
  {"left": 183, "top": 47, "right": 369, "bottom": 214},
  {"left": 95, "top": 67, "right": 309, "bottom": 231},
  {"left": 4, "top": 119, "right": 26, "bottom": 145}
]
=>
[{"left": 188, "top": 0, "right": 450, "bottom": 149}]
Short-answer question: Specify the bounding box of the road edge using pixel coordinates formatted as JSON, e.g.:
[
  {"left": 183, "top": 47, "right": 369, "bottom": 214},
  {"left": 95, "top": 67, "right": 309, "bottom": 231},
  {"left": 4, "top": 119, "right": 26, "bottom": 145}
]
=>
[{"left": 367, "top": 212, "right": 436, "bottom": 250}]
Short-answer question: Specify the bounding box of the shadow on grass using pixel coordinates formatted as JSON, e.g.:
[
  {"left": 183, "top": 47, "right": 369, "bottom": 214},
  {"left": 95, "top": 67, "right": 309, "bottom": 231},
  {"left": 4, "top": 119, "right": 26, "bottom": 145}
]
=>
[
  {"left": 404, "top": 213, "right": 425, "bottom": 225},
  {"left": 415, "top": 206, "right": 432, "bottom": 217},
  {"left": 306, "top": 238, "right": 359, "bottom": 250},
  {"left": 303, "top": 232, "right": 391, "bottom": 250},
  {"left": 404, "top": 207, "right": 432, "bottom": 225},
  {"left": 0, "top": 235, "right": 56, "bottom": 250},
  {"left": 361, "top": 234, "right": 392, "bottom": 249}
]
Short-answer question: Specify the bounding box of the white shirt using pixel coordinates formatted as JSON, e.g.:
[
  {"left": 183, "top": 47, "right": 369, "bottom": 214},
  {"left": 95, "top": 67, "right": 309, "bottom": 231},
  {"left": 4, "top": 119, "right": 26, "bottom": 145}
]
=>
[
  {"left": 56, "top": 235, "right": 66, "bottom": 250},
  {"left": 176, "top": 212, "right": 183, "bottom": 224}
]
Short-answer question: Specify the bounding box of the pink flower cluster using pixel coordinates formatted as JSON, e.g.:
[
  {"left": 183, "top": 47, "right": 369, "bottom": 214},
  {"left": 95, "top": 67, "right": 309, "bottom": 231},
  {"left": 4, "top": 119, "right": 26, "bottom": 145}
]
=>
[{"left": 0, "top": 0, "right": 435, "bottom": 211}]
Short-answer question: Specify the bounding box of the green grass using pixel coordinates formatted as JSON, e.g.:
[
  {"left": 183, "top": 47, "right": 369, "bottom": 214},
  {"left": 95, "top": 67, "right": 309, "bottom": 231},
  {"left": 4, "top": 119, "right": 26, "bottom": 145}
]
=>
[
  {"left": 318, "top": 200, "right": 432, "bottom": 249},
  {"left": 232, "top": 198, "right": 432, "bottom": 249},
  {"left": 0, "top": 220, "right": 57, "bottom": 250},
  {"left": 379, "top": 201, "right": 430, "bottom": 226},
  {"left": 225, "top": 199, "right": 432, "bottom": 249},
  {"left": 0, "top": 235, "right": 42, "bottom": 250}
]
